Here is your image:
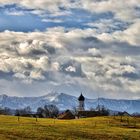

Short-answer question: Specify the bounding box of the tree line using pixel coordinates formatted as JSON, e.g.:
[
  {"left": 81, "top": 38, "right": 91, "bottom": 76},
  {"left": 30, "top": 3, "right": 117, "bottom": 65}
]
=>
[
  {"left": 1, "top": 105, "right": 139, "bottom": 118},
  {"left": 0, "top": 104, "right": 59, "bottom": 118}
]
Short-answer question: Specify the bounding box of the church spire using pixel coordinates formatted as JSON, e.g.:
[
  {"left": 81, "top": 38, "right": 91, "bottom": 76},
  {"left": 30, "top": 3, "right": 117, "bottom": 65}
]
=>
[
  {"left": 78, "top": 93, "right": 85, "bottom": 101},
  {"left": 78, "top": 93, "right": 85, "bottom": 111}
]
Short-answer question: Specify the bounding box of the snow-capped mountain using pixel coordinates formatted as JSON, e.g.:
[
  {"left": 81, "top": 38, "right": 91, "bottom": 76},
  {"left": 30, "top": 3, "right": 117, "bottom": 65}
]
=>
[{"left": 0, "top": 93, "right": 140, "bottom": 113}]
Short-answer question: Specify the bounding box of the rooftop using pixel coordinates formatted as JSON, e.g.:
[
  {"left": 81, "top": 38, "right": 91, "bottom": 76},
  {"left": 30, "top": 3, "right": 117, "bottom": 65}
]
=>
[{"left": 78, "top": 93, "right": 85, "bottom": 101}]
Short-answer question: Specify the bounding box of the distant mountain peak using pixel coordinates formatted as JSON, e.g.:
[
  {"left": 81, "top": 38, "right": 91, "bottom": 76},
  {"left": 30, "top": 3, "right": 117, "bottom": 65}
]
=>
[{"left": 0, "top": 93, "right": 140, "bottom": 113}]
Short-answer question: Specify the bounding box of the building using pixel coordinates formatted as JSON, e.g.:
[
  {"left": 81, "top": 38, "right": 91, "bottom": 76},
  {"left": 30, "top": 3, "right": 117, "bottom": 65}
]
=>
[
  {"left": 117, "top": 111, "right": 131, "bottom": 117},
  {"left": 77, "top": 111, "right": 99, "bottom": 118},
  {"left": 77, "top": 93, "right": 109, "bottom": 118},
  {"left": 58, "top": 110, "right": 75, "bottom": 119},
  {"left": 78, "top": 93, "right": 85, "bottom": 111}
]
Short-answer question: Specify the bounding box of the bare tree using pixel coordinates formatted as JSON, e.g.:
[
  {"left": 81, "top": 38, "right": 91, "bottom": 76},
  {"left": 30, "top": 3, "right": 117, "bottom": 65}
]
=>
[
  {"left": 36, "top": 105, "right": 59, "bottom": 118},
  {"left": 44, "top": 105, "right": 59, "bottom": 118},
  {"left": 15, "top": 106, "right": 32, "bottom": 117}
]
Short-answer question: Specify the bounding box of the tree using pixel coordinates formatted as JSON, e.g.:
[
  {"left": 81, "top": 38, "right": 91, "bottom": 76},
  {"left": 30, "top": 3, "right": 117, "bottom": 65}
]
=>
[
  {"left": 36, "top": 106, "right": 49, "bottom": 118},
  {"left": 24, "top": 106, "right": 31, "bottom": 114},
  {"left": 15, "top": 106, "right": 32, "bottom": 117},
  {"left": 15, "top": 109, "right": 20, "bottom": 116},
  {"left": 44, "top": 105, "right": 50, "bottom": 117},
  {"left": 0, "top": 107, "right": 11, "bottom": 115},
  {"left": 36, "top": 107, "right": 45, "bottom": 118},
  {"left": 5, "top": 107, "right": 11, "bottom": 115},
  {"left": 36, "top": 105, "right": 59, "bottom": 118},
  {"left": 90, "top": 107, "right": 95, "bottom": 111},
  {"left": 44, "top": 105, "right": 59, "bottom": 118},
  {"left": 100, "top": 106, "right": 109, "bottom": 116},
  {"left": 72, "top": 107, "right": 78, "bottom": 116}
]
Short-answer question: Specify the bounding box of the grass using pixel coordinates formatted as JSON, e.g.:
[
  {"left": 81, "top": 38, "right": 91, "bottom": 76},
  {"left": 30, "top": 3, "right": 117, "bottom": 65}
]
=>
[{"left": 0, "top": 115, "right": 140, "bottom": 140}]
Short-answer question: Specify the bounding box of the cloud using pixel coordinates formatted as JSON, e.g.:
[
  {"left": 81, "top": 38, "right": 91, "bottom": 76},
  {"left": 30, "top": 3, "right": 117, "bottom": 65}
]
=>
[
  {"left": 81, "top": 0, "right": 140, "bottom": 21},
  {"left": 86, "top": 19, "right": 130, "bottom": 33},
  {"left": 0, "top": 0, "right": 76, "bottom": 16},
  {"left": 0, "top": 27, "right": 140, "bottom": 99},
  {"left": 88, "top": 48, "right": 102, "bottom": 57},
  {"left": 0, "top": 0, "right": 140, "bottom": 22},
  {"left": 42, "top": 18, "right": 63, "bottom": 23},
  {"left": 97, "top": 19, "right": 140, "bottom": 46},
  {"left": 0, "top": 0, "right": 140, "bottom": 99},
  {"left": 65, "top": 66, "right": 76, "bottom": 72},
  {"left": 5, "top": 10, "right": 25, "bottom": 16}
]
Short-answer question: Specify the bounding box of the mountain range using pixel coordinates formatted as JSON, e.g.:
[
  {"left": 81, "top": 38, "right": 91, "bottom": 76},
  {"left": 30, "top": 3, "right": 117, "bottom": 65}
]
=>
[{"left": 0, "top": 93, "right": 140, "bottom": 114}]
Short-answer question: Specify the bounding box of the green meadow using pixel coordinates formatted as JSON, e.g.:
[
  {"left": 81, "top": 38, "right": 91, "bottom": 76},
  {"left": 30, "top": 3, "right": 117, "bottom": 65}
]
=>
[{"left": 0, "top": 115, "right": 140, "bottom": 140}]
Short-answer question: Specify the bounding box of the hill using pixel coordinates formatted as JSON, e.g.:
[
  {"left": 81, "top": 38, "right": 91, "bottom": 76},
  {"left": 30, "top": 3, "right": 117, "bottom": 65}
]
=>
[
  {"left": 0, "top": 93, "right": 140, "bottom": 113},
  {"left": 0, "top": 115, "right": 140, "bottom": 140}
]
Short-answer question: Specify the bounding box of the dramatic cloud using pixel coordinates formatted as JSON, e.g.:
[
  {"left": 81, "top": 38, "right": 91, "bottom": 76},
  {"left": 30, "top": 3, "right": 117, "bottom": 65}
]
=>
[
  {"left": 97, "top": 19, "right": 140, "bottom": 46},
  {"left": 81, "top": 0, "right": 140, "bottom": 21},
  {"left": 0, "top": 0, "right": 140, "bottom": 99},
  {"left": 0, "top": 27, "right": 140, "bottom": 99},
  {"left": 0, "top": 0, "right": 77, "bottom": 16}
]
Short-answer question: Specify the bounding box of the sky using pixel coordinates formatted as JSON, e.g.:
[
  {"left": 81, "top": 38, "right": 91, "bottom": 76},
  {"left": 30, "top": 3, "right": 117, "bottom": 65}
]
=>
[{"left": 0, "top": 0, "right": 140, "bottom": 99}]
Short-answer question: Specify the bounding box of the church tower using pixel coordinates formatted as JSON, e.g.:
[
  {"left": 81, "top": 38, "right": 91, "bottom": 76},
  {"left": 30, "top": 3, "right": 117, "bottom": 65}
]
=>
[{"left": 78, "top": 93, "right": 85, "bottom": 111}]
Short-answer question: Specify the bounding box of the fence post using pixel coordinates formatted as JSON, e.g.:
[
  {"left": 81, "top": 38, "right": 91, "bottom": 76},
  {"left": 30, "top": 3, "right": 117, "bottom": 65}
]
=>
[
  {"left": 18, "top": 116, "right": 20, "bottom": 122},
  {"left": 36, "top": 116, "right": 38, "bottom": 122},
  {"left": 120, "top": 116, "right": 123, "bottom": 122},
  {"left": 127, "top": 117, "right": 129, "bottom": 126},
  {"left": 95, "top": 122, "right": 96, "bottom": 127}
]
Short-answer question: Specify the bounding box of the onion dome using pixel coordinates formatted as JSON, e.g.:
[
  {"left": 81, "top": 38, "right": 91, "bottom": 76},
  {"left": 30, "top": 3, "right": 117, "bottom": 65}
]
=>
[{"left": 78, "top": 93, "right": 85, "bottom": 101}]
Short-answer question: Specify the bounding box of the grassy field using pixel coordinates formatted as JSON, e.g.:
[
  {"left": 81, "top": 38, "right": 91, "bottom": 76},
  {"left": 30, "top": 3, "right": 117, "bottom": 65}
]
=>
[{"left": 0, "top": 115, "right": 140, "bottom": 140}]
